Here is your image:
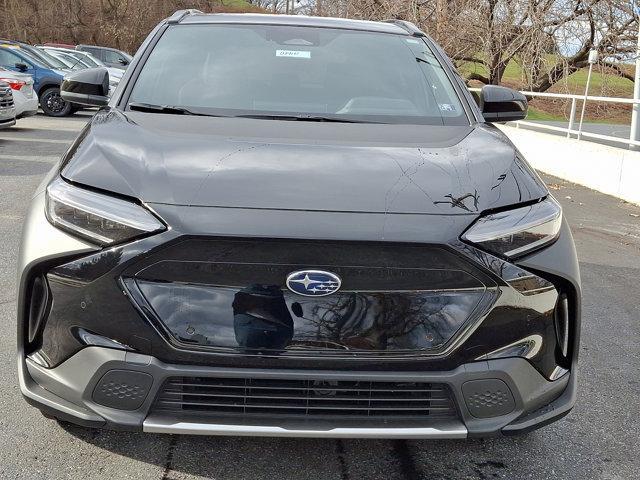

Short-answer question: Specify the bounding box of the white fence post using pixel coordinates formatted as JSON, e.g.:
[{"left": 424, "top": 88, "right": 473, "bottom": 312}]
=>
[
  {"left": 577, "top": 50, "right": 598, "bottom": 141},
  {"left": 567, "top": 98, "right": 577, "bottom": 138},
  {"left": 630, "top": 19, "right": 640, "bottom": 151}
]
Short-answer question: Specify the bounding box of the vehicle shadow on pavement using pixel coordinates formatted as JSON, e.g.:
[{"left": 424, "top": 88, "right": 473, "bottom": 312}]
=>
[{"left": 55, "top": 420, "right": 542, "bottom": 480}]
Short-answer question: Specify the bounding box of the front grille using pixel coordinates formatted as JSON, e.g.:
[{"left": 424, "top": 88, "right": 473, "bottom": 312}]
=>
[
  {"left": 0, "top": 87, "right": 14, "bottom": 109},
  {"left": 121, "top": 238, "right": 498, "bottom": 357},
  {"left": 152, "top": 376, "right": 458, "bottom": 420}
]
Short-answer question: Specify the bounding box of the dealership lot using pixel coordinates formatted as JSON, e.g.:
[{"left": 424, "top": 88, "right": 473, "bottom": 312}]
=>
[{"left": 0, "top": 114, "right": 639, "bottom": 480}]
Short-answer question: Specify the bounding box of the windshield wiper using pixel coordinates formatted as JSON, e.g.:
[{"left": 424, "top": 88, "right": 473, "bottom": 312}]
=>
[
  {"left": 127, "top": 105, "right": 373, "bottom": 123},
  {"left": 128, "top": 102, "right": 211, "bottom": 116},
  {"left": 234, "top": 114, "right": 374, "bottom": 124},
  {"left": 415, "top": 56, "right": 440, "bottom": 67}
]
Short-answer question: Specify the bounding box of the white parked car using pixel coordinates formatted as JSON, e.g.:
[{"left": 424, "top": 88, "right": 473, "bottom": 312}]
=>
[
  {"left": 0, "top": 67, "right": 37, "bottom": 118},
  {"left": 0, "top": 81, "right": 16, "bottom": 128}
]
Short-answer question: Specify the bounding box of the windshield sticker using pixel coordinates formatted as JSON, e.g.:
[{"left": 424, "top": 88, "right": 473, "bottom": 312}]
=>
[
  {"left": 439, "top": 104, "right": 456, "bottom": 112},
  {"left": 276, "top": 50, "right": 311, "bottom": 59}
]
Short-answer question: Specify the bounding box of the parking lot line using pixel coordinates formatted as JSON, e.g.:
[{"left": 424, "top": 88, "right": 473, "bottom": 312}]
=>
[
  {"left": 4, "top": 125, "right": 85, "bottom": 132},
  {"left": 0, "top": 136, "right": 72, "bottom": 144},
  {"left": 0, "top": 154, "right": 60, "bottom": 163}
]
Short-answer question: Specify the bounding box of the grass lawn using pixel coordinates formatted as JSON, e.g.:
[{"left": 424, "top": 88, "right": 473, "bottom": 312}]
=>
[
  {"left": 460, "top": 56, "right": 635, "bottom": 123},
  {"left": 460, "top": 56, "right": 634, "bottom": 95},
  {"left": 526, "top": 107, "right": 563, "bottom": 121}
]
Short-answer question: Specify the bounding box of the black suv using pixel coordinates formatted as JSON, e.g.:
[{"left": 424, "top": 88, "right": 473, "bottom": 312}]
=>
[{"left": 18, "top": 10, "right": 580, "bottom": 439}]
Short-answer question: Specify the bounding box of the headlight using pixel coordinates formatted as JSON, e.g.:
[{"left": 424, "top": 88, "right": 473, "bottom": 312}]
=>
[
  {"left": 461, "top": 197, "right": 562, "bottom": 258},
  {"left": 45, "top": 177, "right": 165, "bottom": 246}
]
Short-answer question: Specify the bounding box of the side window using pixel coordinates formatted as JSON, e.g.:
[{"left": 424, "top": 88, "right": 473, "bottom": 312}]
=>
[
  {"left": 104, "top": 49, "right": 126, "bottom": 65},
  {"left": 0, "top": 49, "right": 24, "bottom": 68},
  {"left": 85, "top": 48, "right": 103, "bottom": 60}
]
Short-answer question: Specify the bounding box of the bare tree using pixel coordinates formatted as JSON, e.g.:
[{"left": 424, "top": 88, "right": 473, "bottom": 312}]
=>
[
  {"left": 1, "top": 0, "right": 635, "bottom": 94},
  {"left": 0, "top": 0, "right": 266, "bottom": 52},
  {"left": 308, "top": 0, "right": 637, "bottom": 93}
]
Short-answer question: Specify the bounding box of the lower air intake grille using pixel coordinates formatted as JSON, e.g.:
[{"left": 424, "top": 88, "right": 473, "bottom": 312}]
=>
[
  {"left": 0, "top": 87, "right": 13, "bottom": 109},
  {"left": 152, "top": 376, "right": 458, "bottom": 419}
]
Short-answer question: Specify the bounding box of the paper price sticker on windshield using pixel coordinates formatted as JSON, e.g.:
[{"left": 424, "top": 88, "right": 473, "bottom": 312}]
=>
[{"left": 276, "top": 50, "right": 311, "bottom": 59}]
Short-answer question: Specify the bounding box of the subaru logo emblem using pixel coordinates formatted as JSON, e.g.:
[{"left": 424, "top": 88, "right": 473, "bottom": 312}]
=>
[{"left": 286, "top": 270, "right": 341, "bottom": 297}]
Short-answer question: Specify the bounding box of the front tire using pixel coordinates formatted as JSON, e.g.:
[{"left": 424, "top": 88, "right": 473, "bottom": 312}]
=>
[{"left": 39, "top": 87, "right": 73, "bottom": 117}]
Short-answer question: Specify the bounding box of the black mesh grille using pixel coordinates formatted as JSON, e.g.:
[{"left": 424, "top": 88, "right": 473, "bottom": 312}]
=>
[{"left": 153, "top": 376, "right": 458, "bottom": 419}]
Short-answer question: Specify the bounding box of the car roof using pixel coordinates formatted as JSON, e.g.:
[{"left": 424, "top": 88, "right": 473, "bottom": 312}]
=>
[
  {"left": 78, "top": 44, "right": 121, "bottom": 51},
  {"left": 178, "top": 13, "right": 413, "bottom": 36},
  {"left": 0, "top": 44, "right": 37, "bottom": 55},
  {"left": 0, "top": 45, "right": 51, "bottom": 66},
  {"left": 0, "top": 44, "right": 29, "bottom": 57},
  {"left": 42, "top": 46, "right": 74, "bottom": 52}
]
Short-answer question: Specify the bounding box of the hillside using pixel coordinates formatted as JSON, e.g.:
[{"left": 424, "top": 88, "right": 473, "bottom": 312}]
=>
[{"left": 460, "top": 57, "right": 635, "bottom": 124}]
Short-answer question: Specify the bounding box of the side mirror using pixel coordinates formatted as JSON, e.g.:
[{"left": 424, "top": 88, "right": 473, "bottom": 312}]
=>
[
  {"left": 61, "top": 67, "right": 110, "bottom": 107},
  {"left": 15, "top": 63, "right": 29, "bottom": 72},
  {"left": 480, "top": 85, "right": 527, "bottom": 123}
]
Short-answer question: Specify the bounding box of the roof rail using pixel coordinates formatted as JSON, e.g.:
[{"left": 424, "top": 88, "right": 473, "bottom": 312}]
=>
[
  {"left": 167, "top": 9, "right": 204, "bottom": 24},
  {"left": 383, "top": 19, "right": 425, "bottom": 37}
]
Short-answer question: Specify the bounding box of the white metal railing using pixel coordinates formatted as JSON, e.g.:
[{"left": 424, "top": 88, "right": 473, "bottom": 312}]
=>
[{"left": 471, "top": 88, "right": 640, "bottom": 149}]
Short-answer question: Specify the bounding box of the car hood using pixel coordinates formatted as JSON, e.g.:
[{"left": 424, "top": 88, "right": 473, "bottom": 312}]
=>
[{"left": 61, "top": 109, "right": 547, "bottom": 216}]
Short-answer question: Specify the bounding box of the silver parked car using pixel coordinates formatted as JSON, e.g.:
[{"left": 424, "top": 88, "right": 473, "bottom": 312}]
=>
[
  {"left": 0, "top": 81, "right": 16, "bottom": 129},
  {"left": 0, "top": 67, "right": 38, "bottom": 118}
]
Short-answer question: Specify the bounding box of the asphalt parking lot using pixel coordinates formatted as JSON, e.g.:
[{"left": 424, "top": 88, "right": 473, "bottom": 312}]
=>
[{"left": 1, "top": 113, "right": 639, "bottom": 480}]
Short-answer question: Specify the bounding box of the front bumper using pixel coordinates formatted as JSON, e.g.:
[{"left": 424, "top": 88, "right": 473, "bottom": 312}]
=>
[
  {"left": 19, "top": 346, "right": 573, "bottom": 438},
  {"left": 0, "top": 115, "right": 15, "bottom": 129},
  {"left": 17, "top": 189, "right": 581, "bottom": 438},
  {"left": 14, "top": 91, "right": 39, "bottom": 118}
]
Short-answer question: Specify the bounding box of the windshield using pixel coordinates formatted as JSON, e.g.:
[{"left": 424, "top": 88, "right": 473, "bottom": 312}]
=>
[
  {"left": 35, "top": 48, "right": 70, "bottom": 69},
  {"left": 59, "top": 52, "right": 89, "bottom": 68},
  {"left": 49, "top": 53, "right": 74, "bottom": 68},
  {"left": 74, "top": 52, "right": 102, "bottom": 67},
  {"left": 128, "top": 24, "right": 467, "bottom": 125},
  {"left": 17, "top": 50, "right": 51, "bottom": 69}
]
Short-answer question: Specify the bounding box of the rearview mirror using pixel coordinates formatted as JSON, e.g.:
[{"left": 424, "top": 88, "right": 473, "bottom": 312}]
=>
[
  {"left": 15, "top": 63, "right": 28, "bottom": 72},
  {"left": 61, "top": 67, "right": 110, "bottom": 107},
  {"left": 480, "top": 85, "right": 527, "bottom": 123}
]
